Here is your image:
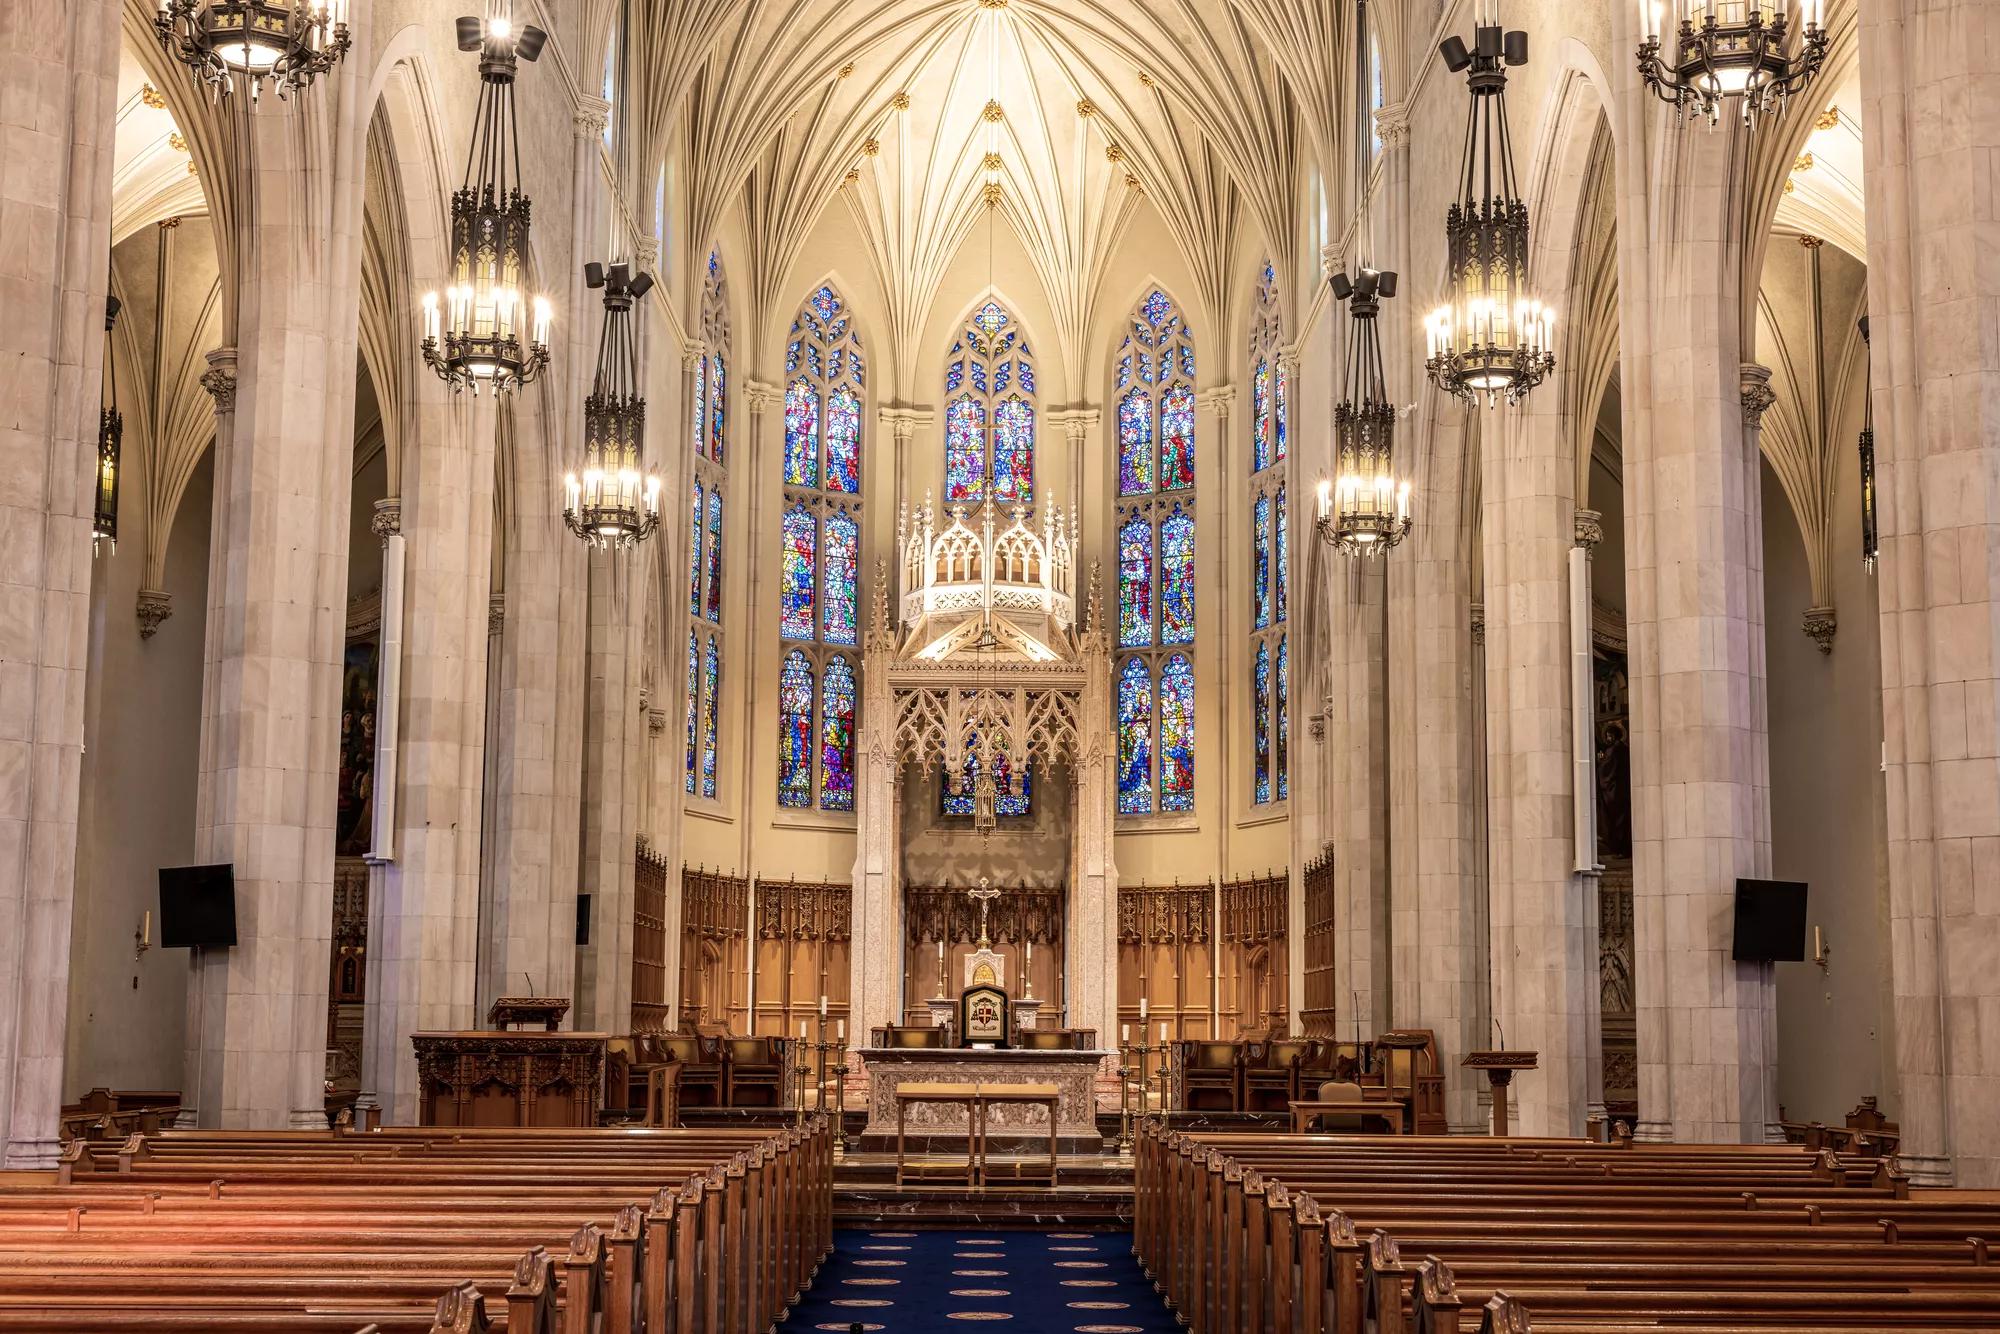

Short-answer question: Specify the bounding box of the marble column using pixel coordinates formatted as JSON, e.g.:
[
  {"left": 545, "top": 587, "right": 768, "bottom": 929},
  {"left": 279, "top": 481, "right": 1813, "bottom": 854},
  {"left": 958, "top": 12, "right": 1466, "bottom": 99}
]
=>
[
  {"left": 362, "top": 383, "right": 496, "bottom": 1126},
  {"left": 575, "top": 549, "right": 643, "bottom": 1033},
  {"left": 1573, "top": 507, "right": 1609, "bottom": 1134},
  {"left": 1070, "top": 619, "right": 1116, "bottom": 1038},
  {"left": 0, "top": 0, "right": 121, "bottom": 1168},
  {"left": 851, "top": 600, "right": 903, "bottom": 1036}
]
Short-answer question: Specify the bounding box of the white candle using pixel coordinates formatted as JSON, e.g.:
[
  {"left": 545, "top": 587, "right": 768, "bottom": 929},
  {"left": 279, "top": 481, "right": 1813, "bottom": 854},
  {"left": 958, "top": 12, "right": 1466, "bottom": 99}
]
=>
[
  {"left": 819, "top": 994, "right": 828, "bottom": 1018},
  {"left": 141, "top": 910, "right": 150, "bottom": 947},
  {"left": 1159, "top": 1022, "right": 1168, "bottom": 1043},
  {"left": 1139, "top": 997, "right": 1148, "bottom": 1020},
  {"left": 837, "top": 1019, "right": 846, "bottom": 1041},
  {"left": 1121, "top": 1023, "right": 1130, "bottom": 1044},
  {"left": 798, "top": 1021, "right": 807, "bottom": 1039}
]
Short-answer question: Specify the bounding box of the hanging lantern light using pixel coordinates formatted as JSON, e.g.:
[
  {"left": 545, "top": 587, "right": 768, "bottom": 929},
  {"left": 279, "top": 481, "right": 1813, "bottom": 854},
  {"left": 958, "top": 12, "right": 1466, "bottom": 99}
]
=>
[
  {"left": 564, "top": 262, "right": 660, "bottom": 549},
  {"left": 1637, "top": 1, "right": 1827, "bottom": 127},
  {"left": 421, "top": 9, "right": 551, "bottom": 393},
  {"left": 1425, "top": 1, "right": 1555, "bottom": 407},
  {"left": 154, "top": 0, "right": 350, "bottom": 100},
  {"left": 1316, "top": 268, "right": 1411, "bottom": 556},
  {"left": 94, "top": 295, "right": 123, "bottom": 555}
]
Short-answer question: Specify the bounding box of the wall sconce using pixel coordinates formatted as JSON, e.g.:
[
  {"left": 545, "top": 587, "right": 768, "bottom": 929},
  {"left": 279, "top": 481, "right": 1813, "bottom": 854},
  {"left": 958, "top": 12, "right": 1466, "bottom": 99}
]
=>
[
  {"left": 1812, "top": 924, "right": 1831, "bottom": 971},
  {"left": 134, "top": 909, "right": 152, "bottom": 962}
]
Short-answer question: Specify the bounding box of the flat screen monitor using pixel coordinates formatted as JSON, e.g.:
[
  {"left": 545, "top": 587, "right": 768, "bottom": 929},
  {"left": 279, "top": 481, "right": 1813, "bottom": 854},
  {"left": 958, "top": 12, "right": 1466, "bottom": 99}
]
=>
[
  {"left": 158, "top": 864, "right": 237, "bottom": 949},
  {"left": 1732, "top": 878, "right": 1807, "bottom": 962}
]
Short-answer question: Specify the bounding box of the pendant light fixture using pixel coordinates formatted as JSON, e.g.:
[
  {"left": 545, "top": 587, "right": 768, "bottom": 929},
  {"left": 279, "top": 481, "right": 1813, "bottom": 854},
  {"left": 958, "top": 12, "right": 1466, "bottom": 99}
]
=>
[
  {"left": 155, "top": 0, "right": 350, "bottom": 100},
  {"left": 94, "top": 295, "right": 123, "bottom": 554},
  {"left": 1317, "top": 0, "right": 1411, "bottom": 556},
  {"left": 564, "top": 262, "right": 660, "bottom": 549},
  {"left": 421, "top": 7, "right": 551, "bottom": 394},
  {"left": 1638, "top": 1, "right": 1827, "bottom": 127},
  {"left": 1425, "top": 0, "right": 1554, "bottom": 407}
]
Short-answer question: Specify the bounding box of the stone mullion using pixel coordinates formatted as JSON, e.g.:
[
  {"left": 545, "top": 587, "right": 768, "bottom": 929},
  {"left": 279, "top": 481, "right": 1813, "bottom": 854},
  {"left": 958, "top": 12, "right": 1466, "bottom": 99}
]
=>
[{"left": 1198, "top": 384, "right": 1232, "bottom": 864}]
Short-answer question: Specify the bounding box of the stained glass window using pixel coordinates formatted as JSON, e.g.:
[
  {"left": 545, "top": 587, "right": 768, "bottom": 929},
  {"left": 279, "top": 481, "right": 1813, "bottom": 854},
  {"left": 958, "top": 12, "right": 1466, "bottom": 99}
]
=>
[
  {"left": 784, "top": 380, "right": 818, "bottom": 487},
  {"left": 1118, "top": 658, "right": 1155, "bottom": 816},
  {"left": 1277, "top": 635, "right": 1290, "bottom": 802},
  {"left": 1160, "top": 505, "right": 1195, "bottom": 646},
  {"left": 781, "top": 505, "right": 816, "bottom": 640},
  {"left": 1161, "top": 385, "right": 1195, "bottom": 490},
  {"left": 685, "top": 629, "right": 698, "bottom": 795},
  {"left": 1275, "top": 362, "right": 1289, "bottom": 463},
  {"left": 1275, "top": 486, "right": 1288, "bottom": 623},
  {"left": 819, "top": 656, "right": 856, "bottom": 812},
  {"left": 1118, "top": 515, "right": 1153, "bottom": 649},
  {"left": 701, "top": 635, "right": 719, "bottom": 798},
  {"left": 689, "top": 253, "right": 731, "bottom": 802},
  {"left": 688, "top": 483, "right": 704, "bottom": 618},
  {"left": 692, "top": 354, "right": 707, "bottom": 460},
  {"left": 1159, "top": 653, "right": 1195, "bottom": 812},
  {"left": 704, "top": 488, "right": 724, "bottom": 624},
  {"left": 822, "top": 508, "right": 858, "bottom": 646},
  {"left": 1118, "top": 389, "right": 1153, "bottom": 497},
  {"left": 778, "top": 651, "right": 814, "bottom": 808},
  {"left": 941, "top": 727, "right": 1032, "bottom": 818},
  {"left": 709, "top": 352, "right": 727, "bottom": 468},
  {"left": 1253, "top": 642, "right": 1272, "bottom": 804},
  {"left": 825, "top": 385, "right": 861, "bottom": 493},
  {"left": 1252, "top": 358, "right": 1271, "bottom": 474},
  {"left": 940, "top": 301, "right": 1035, "bottom": 504},
  {"left": 1253, "top": 493, "right": 1271, "bottom": 630}
]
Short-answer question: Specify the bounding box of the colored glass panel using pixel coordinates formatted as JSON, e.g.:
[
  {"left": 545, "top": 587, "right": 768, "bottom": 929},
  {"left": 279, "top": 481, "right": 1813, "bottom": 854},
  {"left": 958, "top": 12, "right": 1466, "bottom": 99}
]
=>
[
  {"left": 692, "top": 356, "right": 707, "bottom": 459},
  {"left": 825, "top": 385, "right": 861, "bottom": 493},
  {"left": 1161, "top": 384, "right": 1195, "bottom": 490},
  {"left": 1140, "top": 289, "right": 1173, "bottom": 326},
  {"left": 710, "top": 353, "right": 727, "bottom": 467},
  {"left": 1118, "top": 658, "right": 1154, "bottom": 815},
  {"left": 945, "top": 396, "right": 985, "bottom": 503},
  {"left": 1159, "top": 653, "right": 1195, "bottom": 812},
  {"left": 685, "top": 630, "right": 698, "bottom": 795},
  {"left": 778, "top": 651, "right": 814, "bottom": 808},
  {"left": 1252, "top": 492, "right": 1271, "bottom": 630},
  {"left": 701, "top": 635, "right": 719, "bottom": 798},
  {"left": 1275, "top": 485, "right": 1288, "bottom": 623},
  {"left": 784, "top": 380, "right": 818, "bottom": 487},
  {"left": 992, "top": 397, "right": 1033, "bottom": 504},
  {"left": 1118, "top": 514, "right": 1153, "bottom": 649},
  {"left": 1275, "top": 362, "right": 1288, "bottom": 462},
  {"left": 1119, "top": 389, "right": 1154, "bottom": 496},
  {"left": 780, "top": 505, "right": 816, "bottom": 640},
  {"left": 973, "top": 300, "right": 1008, "bottom": 335},
  {"left": 810, "top": 285, "right": 841, "bottom": 322},
  {"left": 822, "top": 509, "right": 859, "bottom": 647},
  {"left": 688, "top": 483, "right": 703, "bottom": 618},
  {"left": 1253, "top": 641, "right": 1272, "bottom": 804},
  {"left": 704, "top": 488, "right": 724, "bottom": 624},
  {"left": 1252, "top": 358, "right": 1271, "bottom": 473},
  {"left": 819, "top": 656, "right": 856, "bottom": 812},
  {"left": 1160, "top": 506, "right": 1195, "bottom": 645},
  {"left": 1277, "top": 635, "right": 1290, "bottom": 802}
]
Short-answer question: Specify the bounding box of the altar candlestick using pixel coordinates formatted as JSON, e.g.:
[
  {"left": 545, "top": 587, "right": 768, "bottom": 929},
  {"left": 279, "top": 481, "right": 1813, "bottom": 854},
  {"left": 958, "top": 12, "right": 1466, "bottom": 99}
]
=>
[
  {"left": 1159, "top": 1021, "right": 1167, "bottom": 1043},
  {"left": 1139, "top": 997, "right": 1148, "bottom": 1020},
  {"left": 819, "top": 993, "right": 828, "bottom": 1018},
  {"left": 1121, "top": 1023, "right": 1130, "bottom": 1044},
  {"left": 837, "top": 1019, "right": 846, "bottom": 1041}
]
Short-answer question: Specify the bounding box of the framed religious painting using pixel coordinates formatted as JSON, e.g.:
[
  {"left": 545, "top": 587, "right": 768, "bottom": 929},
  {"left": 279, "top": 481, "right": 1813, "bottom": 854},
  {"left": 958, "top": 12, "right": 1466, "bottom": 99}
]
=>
[{"left": 959, "top": 984, "right": 1010, "bottom": 1048}]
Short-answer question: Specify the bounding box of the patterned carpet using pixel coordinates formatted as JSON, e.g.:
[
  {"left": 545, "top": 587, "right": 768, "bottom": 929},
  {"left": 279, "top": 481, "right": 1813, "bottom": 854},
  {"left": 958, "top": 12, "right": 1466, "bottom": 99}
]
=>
[{"left": 779, "top": 1228, "right": 1179, "bottom": 1331}]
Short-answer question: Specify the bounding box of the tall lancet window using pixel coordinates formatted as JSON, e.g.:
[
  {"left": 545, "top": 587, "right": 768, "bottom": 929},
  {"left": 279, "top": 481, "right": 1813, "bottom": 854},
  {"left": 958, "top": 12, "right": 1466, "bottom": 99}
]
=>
[
  {"left": 943, "top": 299, "right": 1036, "bottom": 506},
  {"left": 777, "top": 282, "right": 864, "bottom": 812},
  {"left": 1114, "top": 287, "right": 1198, "bottom": 816},
  {"left": 1249, "top": 260, "right": 1289, "bottom": 804},
  {"left": 687, "top": 251, "right": 730, "bottom": 799}
]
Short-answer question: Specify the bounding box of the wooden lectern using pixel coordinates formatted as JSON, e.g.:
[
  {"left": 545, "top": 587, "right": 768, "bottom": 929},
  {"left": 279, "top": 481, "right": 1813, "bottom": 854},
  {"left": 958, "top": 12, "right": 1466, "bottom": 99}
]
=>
[
  {"left": 487, "top": 997, "right": 571, "bottom": 1031},
  {"left": 1461, "top": 1050, "right": 1539, "bottom": 1136}
]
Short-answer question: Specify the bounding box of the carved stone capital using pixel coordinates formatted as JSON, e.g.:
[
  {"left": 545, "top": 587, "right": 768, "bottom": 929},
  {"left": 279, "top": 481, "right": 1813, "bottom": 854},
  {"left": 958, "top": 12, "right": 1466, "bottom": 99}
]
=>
[
  {"left": 371, "top": 497, "right": 401, "bottom": 541},
  {"left": 880, "top": 406, "right": 934, "bottom": 441},
  {"left": 1373, "top": 101, "right": 1411, "bottom": 148},
  {"left": 1197, "top": 385, "right": 1237, "bottom": 413},
  {"left": 1276, "top": 343, "right": 1304, "bottom": 376},
  {"left": 200, "top": 346, "right": 238, "bottom": 413},
  {"left": 1308, "top": 712, "right": 1326, "bottom": 742},
  {"left": 1740, "top": 362, "right": 1777, "bottom": 429},
  {"left": 648, "top": 707, "right": 668, "bottom": 736},
  {"left": 1469, "top": 601, "right": 1486, "bottom": 647},
  {"left": 635, "top": 238, "right": 660, "bottom": 274},
  {"left": 1573, "top": 508, "right": 1603, "bottom": 552},
  {"left": 744, "top": 378, "right": 783, "bottom": 413},
  {"left": 1051, "top": 408, "right": 1099, "bottom": 443},
  {"left": 681, "top": 340, "right": 708, "bottom": 374},
  {"left": 136, "top": 587, "right": 174, "bottom": 639},
  {"left": 488, "top": 593, "right": 505, "bottom": 638},
  {"left": 1802, "top": 605, "right": 1836, "bottom": 654},
  {"left": 573, "top": 96, "right": 610, "bottom": 140},
  {"left": 1319, "top": 243, "right": 1344, "bottom": 282}
]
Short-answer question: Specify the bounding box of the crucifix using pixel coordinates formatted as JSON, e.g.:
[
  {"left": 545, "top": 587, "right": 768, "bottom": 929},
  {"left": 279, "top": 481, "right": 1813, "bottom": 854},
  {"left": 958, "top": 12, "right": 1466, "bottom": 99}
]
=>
[{"left": 967, "top": 877, "right": 1001, "bottom": 949}]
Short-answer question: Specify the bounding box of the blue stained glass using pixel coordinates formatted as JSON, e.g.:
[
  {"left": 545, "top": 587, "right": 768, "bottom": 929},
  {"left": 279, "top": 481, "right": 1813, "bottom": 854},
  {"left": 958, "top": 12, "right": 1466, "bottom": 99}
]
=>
[
  {"left": 784, "top": 380, "right": 819, "bottom": 487},
  {"left": 710, "top": 354, "right": 727, "bottom": 468},
  {"left": 829, "top": 346, "right": 844, "bottom": 387},
  {"left": 806, "top": 342, "right": 822, "bottom": 380},
  {"left": 1161, "top": 384, "right": 1195, "bottom": 490},
  {"left": 1019, "top": 362, "right": 1035, "bottom": 394},
  {"left": 1159, "top": 653, "right": 1195, "bottom": 812},
  {"left": 995, "top": 360, "right": 1011, "bottom": 395},
  {"left": 709, "top": 250, "right": 720, "bottom": 278},
  {"left": 1179, "top": 342, "right": 1196, "bottom": 381},
  {"left": 1262, "top": 259, "right": 1275, "bottom": 287},
  {"left": 787, "top": 336, "right": 803, "bottom": 374},
  {"left": 852, "top": 347, "right": 866, "bottom": 387},
  {"left": 1117, "top": 352, "right": 1132, "bottom": 389},
  {"left": 972, "top": 361, "right": 988, "bottom": 394},
  {"left": 1275, "top": 363, "right": 1288, "bottom": 463},
  {"left": 942, "top": 729, "right": 1033, "bottom": 817},
  {"left": 685, "top": 629, "right": 698, "bottom": 795},
  {"left": 810, "top": 285, "right": 841, "bottom": 322},
  {"left": 705, "top": 489, "right": 724, "bottom": 623},
  {"left": 1253, "top": 641, "right": 1272, "bottom": 804},
  {"left": 778, "top": 651, "right": 814, "bottom": 808},
  {"left": 688, "top": 483, "right": 703, "bottom": 618},
  {"left": 1139, "top": 349, "right": 1154, "bottom": 384},
  {"left": 945, "top": 397, "right": 985, "bottom": 503},
  {"left": 819, "top": 656, "right": 857, "bottom": 812},
  {"left": 701, "top": 635, "right": 719, "bottom": 798},
  {"left": 822, "top": 509, "right": 858, "bottom": 646},
  {"left": 1141, "top": 289, "right": 1172, "bottom": 326},
  {"left": 1252, "top": 359, "right": 1271, "bottom": 474},
  {"left": 947, "top": 358, "right": 966, "bottom": 393},
  {"left": 825, "top": 386, "right": 861, "bottom": 493},
  {"left": 992, "top": 397, "right": 1033, "bottom": 504},
  {"left": 1252, "top": 493, "right": 1272, "bottom": 630},
  {"left": 974, "top": 300, "right": 1008, "bottom": 335},
  {"left": 1160, "top": 506, "right": 1195, "bottom": 645},
  {"left": 1118, "top": 514, "right": 1153, "bottom": 649},
  {"left": 1118, "top": 658, "right": 1154, "bottom": 815},
  {"left": 781, "top": 505, "right": 816, "bottom": 640},
  {"left": 1277, "top": 635, "right": 1290, "bottom": 802},
  {"left": 1275, "top": 486, "right": 1288, "bottom": 623},
  {"left": 1119, "top": 389, "right": 1153, "bottom": 496},
  {"left": 692, "top": 356, "right": 707, "bottom": 459}
]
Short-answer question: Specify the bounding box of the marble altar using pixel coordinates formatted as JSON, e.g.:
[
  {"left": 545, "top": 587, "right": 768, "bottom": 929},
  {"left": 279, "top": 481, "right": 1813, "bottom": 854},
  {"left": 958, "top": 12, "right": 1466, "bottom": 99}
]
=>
[{"left": 858, "top": 1046, "right": 1109, "bottom": 1153}]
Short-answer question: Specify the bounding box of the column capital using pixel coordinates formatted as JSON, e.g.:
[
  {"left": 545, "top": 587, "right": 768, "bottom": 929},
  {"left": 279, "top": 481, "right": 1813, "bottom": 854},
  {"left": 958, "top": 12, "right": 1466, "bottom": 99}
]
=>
[
  {"left": 1276, "top": 343, "right": 1304, "bottom": 374},
  {"left": 1802, "top": 605, "right": 1836, "bottom": 654},
  {"left": 880, "top": 406, "right": 934, "bottom": 440},
  {"left": 1048, "top": 406, "right": 1100, "bottom": 441},
  {"left": 1197, "top": 384, "right": 1237, "bottom": 412},
  {"left": 1373, "top": 101, "right": 1411, "bottom": 149},
  {"left": 1573, "top": 507, "right": 1603, "bottom": 551},
  {"left": 1319, "top": 243, "right": 1344, "bottom": 282},
  {"left": 680, "top": 340, "right": 708, "bottom": 373},
  {"left": 648, "top": 707, "right": 668, "bottom": 736},
  {"left": 1469, "top": 600, "right": 1486, "bottom": 647},
  {"left": 136, "top": 587, "right": 174, "bottom": 639},
  {"left": 573, "top": 96, "right": 611, "bottom": 140},
  {"left": 744, "top": 378, "right": 782, "bottom": 412},
  {"left": 488, "top": 592, "right": 505, "bottom": 638},
  {"left": 200, "top": 346, "right": 238, "bottom": 413},
  {"left": 1740, "top": 362, "right": 1776, "bottom": 429},
  {"left": 371, "top": 497, "right": 402, "bottom": 541}
]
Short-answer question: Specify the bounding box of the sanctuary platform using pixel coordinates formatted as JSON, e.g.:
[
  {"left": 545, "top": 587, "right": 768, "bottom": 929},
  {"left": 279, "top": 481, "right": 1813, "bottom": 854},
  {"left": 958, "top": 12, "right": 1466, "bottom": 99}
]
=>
[{"left": 858, "top": 1045, "right": 1109, "bottom": 1154}]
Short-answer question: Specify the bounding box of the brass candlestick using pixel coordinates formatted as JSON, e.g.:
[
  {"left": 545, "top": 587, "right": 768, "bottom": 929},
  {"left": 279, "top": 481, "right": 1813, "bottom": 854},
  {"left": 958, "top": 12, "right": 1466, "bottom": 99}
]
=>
[
  {"left": 792, "top": 1034, "right": 812, "bottom": 1129},
  {"left": 1116, "top": 1041, "right": 1134, "bottom": 1153},
  {"left": 830, "top": 1039, "right": 851, "bottom": 1156}
]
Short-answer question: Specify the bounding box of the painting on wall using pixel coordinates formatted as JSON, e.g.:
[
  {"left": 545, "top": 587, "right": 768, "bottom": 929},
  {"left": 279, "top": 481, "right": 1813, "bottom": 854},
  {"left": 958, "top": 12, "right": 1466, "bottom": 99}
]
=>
[{"left": 336, "top": 638, "right": 379, "bottom": 858}]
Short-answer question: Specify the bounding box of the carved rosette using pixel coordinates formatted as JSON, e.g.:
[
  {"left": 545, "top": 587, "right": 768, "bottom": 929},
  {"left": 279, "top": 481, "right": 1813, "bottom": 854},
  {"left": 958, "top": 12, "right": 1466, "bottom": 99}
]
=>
[
  {"left": 135, "top": 587, "right": 173, "bottom": 639},
  {"left": 1802, "top": 605, "right": 1836, "bottom": 654}
]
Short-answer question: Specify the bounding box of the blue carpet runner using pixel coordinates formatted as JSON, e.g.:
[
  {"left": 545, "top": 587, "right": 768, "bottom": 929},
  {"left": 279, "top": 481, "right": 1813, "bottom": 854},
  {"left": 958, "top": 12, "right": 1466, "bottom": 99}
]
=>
[{"left": 780, "top": 1228, "right": 1179, "bottom": 1331}]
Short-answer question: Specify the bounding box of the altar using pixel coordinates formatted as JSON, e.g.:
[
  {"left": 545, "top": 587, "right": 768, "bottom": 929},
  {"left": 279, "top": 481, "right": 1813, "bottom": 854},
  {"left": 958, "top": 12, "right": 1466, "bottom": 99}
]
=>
[{"left": 857, "top": 1046, "right": 1109, "bottom": 1154}]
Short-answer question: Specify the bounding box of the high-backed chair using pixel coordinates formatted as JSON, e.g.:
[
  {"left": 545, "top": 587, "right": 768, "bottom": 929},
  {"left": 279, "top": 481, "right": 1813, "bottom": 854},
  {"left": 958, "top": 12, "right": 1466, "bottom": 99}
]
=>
[
  {"left": 1243, "top": 1038, "right": 1312, "bottom": 1112},
  {"left": 1180, "top": 1041, "right": 1243, "bottom": 1113},
  {"left": 723, "top": 1037, "right": 787, "bottom": 1106},
  {"left": 658, "top": 1034, "right": 723, "bottom": 1107}
]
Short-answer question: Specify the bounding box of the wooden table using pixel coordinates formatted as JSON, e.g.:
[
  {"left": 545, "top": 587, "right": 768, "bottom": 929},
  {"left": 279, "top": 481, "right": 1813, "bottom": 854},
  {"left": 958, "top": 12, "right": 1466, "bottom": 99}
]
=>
[
  {"left": 1288, "top": 1098, "right": 1405, "bottom": 1135},
  {"left": 976, "top": 1082, "right": 1061, "bottom": 1186},
  {"left": 895, "top": 1082, "right": 982, "bottom": 1185},
  {"left": 1461, "top": 1049, "right": 1540, "bottom": 1135}
]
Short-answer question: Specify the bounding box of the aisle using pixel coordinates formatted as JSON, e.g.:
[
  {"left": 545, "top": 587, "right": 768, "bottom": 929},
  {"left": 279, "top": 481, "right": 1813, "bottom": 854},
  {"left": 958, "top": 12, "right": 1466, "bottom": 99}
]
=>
[{"left": 781, "top": 1228, "right": 1179, "bottom": 1331}]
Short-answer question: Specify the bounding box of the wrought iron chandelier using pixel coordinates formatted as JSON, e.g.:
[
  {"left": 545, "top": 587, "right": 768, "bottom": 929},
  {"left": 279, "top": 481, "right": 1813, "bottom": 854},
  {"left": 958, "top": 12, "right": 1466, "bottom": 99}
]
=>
[
  {"left": 1425, "top": 2, "right": 1555, "bottom": 407},
  {"left": 564, "top": 262, "right": 660, "bottom": 549},
  {"left": 154, "top": 0, "right": 350, "bottom": 100},
  {"left": 421, "top": 10, "right": 550, "bottom": 393},
  {"left": 94, "top": 295, "right": 123, "bottom": 554},
  {"left": 1638, "top": 1, "right": 1827, "bottom": 127},
  {"left": 1318, "top": 268, "right": 1410, "bottom": 555}
]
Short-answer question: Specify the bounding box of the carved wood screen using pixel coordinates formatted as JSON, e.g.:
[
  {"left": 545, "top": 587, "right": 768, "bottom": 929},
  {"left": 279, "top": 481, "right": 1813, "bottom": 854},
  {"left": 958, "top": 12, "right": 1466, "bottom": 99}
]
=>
[
  {"left": 679, "top": 867, "right": 749, "bottom": 1034},
  {"left": 1301, "top": 847, "right": 1337, "bottom": 1035},
  {"left": 752, "top": 880, "right": 852, "bottom": 1041},
  {"left": 900, "top": 885, "right": 1063, "bottom": 1026},
  {"left": 1117, "top": 885, "right": 1215, "bottom": 1042},
  {"left": 632, "top": 842, "right": 670, "bottom": 1035},
  {"left": 327, "top": 858, "right": 368, "bottom": 1098},
  {"left": 1219, "top": 872, "right": 1289, "bottom": 1036}
]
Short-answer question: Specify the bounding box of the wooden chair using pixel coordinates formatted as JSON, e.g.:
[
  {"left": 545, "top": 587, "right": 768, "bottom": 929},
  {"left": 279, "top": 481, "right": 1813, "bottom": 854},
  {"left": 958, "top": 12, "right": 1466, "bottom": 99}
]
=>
[
  {"left": 656, "top": 1035, "right": 723, "bottom": 1106},
  {"left": 1243, "top": 1039, "right": 1313, "bottom": 1112},
  {"left": 1180, "top": 1041, "right": 1243, "bottom": 1112},
  {"left": 723, "top": 1037, "right": 787, "bottom": 1107}
]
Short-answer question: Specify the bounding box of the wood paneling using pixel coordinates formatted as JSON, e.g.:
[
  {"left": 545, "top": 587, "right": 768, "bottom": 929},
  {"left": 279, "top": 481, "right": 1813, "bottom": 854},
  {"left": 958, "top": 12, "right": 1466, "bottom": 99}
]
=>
[
  {"left": 679, "top": 867, "right": 749, "bottom": 1033},
  {"left": 753, "top": 880, "right": 852, "bottom": 1041},
  {"left": 1301, "top": 848, "right": 1337, "bottom": 1036}
]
